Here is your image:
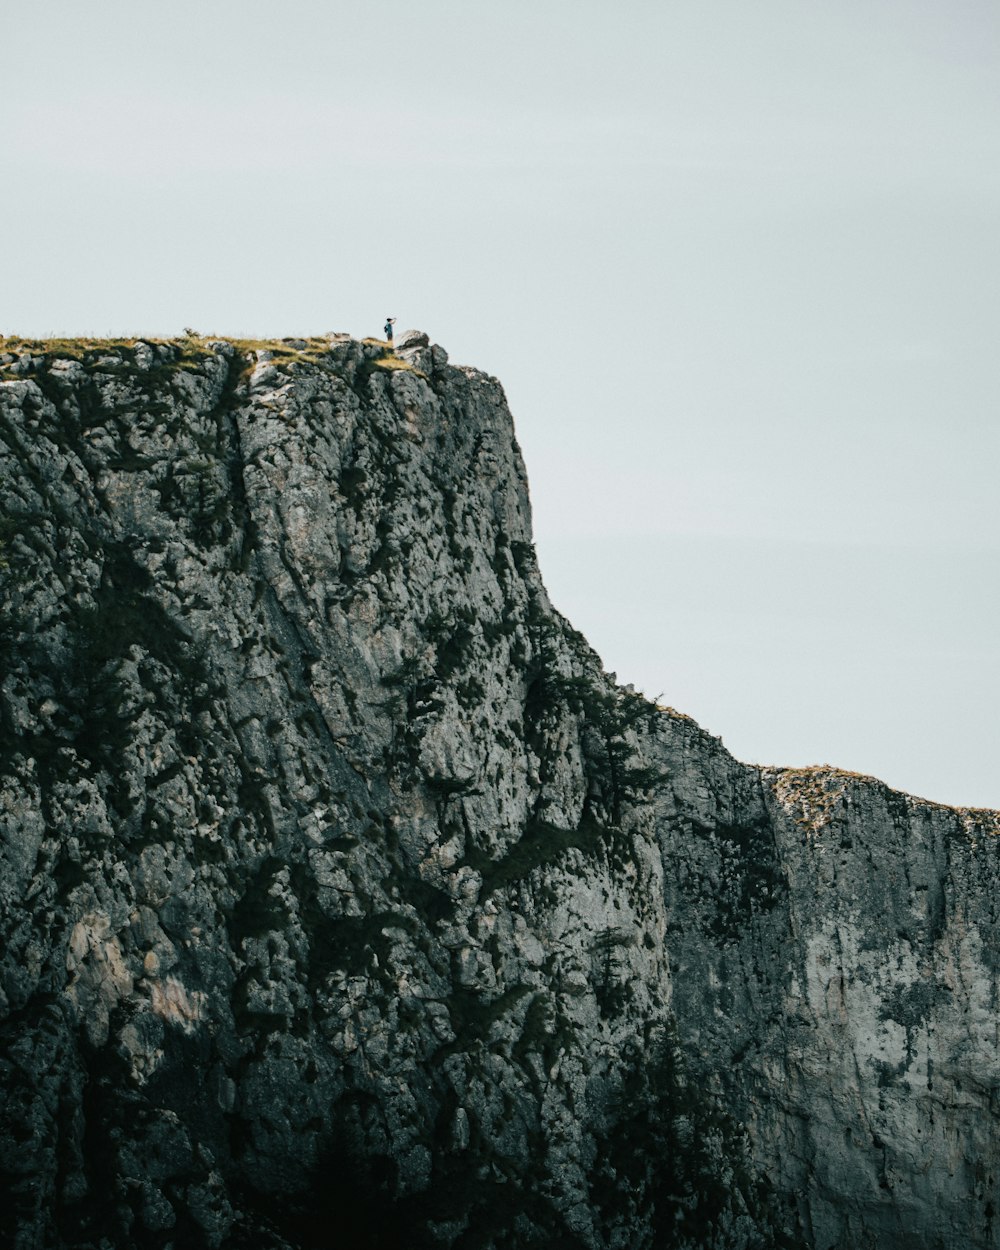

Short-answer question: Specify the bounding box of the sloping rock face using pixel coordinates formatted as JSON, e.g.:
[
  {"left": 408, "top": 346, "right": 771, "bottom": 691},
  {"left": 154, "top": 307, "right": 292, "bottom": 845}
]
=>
[{"left": 0, "top": 335, "right": 997, "bottom": 1250}]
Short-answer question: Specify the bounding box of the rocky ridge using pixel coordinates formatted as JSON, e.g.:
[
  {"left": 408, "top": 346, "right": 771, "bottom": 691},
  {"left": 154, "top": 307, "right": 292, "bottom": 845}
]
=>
[{"left": 0, "top": 331, "right": 997, "bottom": 1249}]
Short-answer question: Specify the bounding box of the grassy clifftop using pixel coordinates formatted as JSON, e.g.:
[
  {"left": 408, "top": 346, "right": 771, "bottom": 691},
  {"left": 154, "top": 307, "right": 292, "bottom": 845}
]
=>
[{"left": 0, "top": 334, "right": 423, "bottom": 382}]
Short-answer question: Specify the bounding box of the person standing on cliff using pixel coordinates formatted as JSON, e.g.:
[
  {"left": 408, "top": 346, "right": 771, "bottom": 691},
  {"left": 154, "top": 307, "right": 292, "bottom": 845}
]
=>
[{"left": 384, "top": 317, "right": 396, "bottom": 347}]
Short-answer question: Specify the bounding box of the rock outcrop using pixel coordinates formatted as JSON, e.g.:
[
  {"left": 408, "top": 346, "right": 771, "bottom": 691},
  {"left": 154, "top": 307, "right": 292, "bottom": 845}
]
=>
[
  {"left": 0, "top": 333, "right": 996, "bottom": 1250},
  {"left": 653, "top": 723, "right": 1000, "bottom": 1249}
]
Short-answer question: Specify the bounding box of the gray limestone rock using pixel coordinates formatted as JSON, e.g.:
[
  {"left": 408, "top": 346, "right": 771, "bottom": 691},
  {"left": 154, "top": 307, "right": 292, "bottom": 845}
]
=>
[
  {"left": 395, "top": 329, "right": 430, "bottom": 351},
  {"left": 395, "top": 329, "right": 433, "bottom": 374},
  {"left": 0, "top": 335, "right": 996, "bottom": 1250}
]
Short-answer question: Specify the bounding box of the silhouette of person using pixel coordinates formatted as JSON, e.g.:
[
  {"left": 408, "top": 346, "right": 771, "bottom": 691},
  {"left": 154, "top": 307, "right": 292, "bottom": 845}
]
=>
[{"left": 385, "top": 317, "right": 396, "bottom": 345}]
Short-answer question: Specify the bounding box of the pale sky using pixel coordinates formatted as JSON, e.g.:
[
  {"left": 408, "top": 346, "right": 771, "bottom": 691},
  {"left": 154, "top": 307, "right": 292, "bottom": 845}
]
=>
[{"left": 6, "top": 1, "right": 999, "bottom": 808}]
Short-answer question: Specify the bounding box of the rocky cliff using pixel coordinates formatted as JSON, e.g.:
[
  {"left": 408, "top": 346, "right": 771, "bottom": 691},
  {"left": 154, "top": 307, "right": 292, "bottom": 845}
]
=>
[{"left": 1, "top": 332, "right": 997, "bottom": 1250}]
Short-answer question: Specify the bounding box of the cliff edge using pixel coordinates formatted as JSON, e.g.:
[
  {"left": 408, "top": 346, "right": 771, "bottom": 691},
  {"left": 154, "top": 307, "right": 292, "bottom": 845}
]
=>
[{"left": 1, "top": 333, "right": 997, "bottom": 1249}]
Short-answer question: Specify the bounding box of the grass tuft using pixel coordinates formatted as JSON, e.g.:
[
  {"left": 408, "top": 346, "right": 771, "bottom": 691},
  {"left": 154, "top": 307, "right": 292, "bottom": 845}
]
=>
[{"left": 372, "top": 353, "right": 428, "bottom": 379}]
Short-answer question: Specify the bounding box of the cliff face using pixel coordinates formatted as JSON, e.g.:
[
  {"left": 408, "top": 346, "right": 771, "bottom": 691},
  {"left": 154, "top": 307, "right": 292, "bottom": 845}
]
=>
[
  {"left": 652, "top": 722, "right": 1000, "bottom": 1249},
  {"left": 0, "top": 333, "right": 997, "bottom": 1250}
]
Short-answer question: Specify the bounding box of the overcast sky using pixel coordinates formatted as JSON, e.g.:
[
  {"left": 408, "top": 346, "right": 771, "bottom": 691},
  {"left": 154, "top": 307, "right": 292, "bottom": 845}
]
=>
[{"left": 6, "top": 1, "right": 999, "bottom": 808}]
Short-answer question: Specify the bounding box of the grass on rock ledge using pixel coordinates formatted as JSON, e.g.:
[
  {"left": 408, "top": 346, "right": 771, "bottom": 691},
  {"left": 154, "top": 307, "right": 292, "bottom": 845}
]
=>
[{"left": 0, "top": 335, "right": 424, "bottom": 376}]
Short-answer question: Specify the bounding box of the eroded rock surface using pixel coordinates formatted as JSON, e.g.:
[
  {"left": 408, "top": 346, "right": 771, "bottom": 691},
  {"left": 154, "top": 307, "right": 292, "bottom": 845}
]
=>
[
  {"left": 653, "top": 723, "right": 1000, "bottom": 1250},
  {"left": 0, "top": 335, "right": 996, "bottom": 1249}
]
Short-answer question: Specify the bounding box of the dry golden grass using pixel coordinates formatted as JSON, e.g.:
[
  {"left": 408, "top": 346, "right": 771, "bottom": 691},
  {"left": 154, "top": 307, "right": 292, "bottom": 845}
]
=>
[
  {"left": 0, "top": 334, "right": 349, "bottom": 358},
  {"left": 372, "top": 354, "right": 422, "bottom": 375},
  {"left": 1, "top": 336, "right": 171, "bottom": 359},
  {"left": 0, "top": 335, "right": 361, "bottom": 377}
]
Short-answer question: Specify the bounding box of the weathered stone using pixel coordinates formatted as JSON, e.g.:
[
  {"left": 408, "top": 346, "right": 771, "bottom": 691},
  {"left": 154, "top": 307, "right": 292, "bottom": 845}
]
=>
[
  {"left": 0, "top": 336, "right": 996, "bottom": 1250},
  {"left": 395, "top": 328, "right": 430, "bottom": 351}
]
